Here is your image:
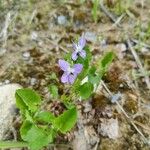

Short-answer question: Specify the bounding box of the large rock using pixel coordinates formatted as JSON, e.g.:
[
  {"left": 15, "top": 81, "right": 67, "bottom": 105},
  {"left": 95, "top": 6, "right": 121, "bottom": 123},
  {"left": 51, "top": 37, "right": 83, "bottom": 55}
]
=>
[{"left": 0, "top": 84, "right": 22, "bottom": 139}]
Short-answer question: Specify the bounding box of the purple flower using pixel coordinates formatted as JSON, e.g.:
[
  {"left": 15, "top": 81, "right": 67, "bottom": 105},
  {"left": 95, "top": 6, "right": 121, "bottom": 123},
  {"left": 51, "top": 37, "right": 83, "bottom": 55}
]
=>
[
  {"left": 72, "top": 36, "right": 86, "bottom": 61},
  {"left": 58, "top": 59, "right": 83, "bottom": 84}
]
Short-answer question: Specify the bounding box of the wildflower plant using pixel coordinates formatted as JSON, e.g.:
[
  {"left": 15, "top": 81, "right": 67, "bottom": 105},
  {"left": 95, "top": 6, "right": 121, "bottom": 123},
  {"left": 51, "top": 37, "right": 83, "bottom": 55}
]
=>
[{"left": 0, "top": 35, "right": 114, "bottom": 150}]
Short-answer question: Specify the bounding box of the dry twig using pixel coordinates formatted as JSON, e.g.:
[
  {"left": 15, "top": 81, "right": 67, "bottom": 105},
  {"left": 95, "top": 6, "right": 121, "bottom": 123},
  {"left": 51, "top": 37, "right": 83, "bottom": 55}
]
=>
[
  {"left": 0, "top": 11, "right": 18, "bottom": 48},
  {"left": 101, "top": 80, "right": 149, "bottom": 145},
  {"left": 127, "top": 38, "right": 150, "bottom": 89}
]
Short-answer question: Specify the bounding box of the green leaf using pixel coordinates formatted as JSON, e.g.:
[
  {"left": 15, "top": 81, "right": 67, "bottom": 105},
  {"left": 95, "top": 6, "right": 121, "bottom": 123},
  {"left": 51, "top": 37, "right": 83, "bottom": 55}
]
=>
[
  {"left": 20, "top": 120, "right": 50, "bottom": 150},
  {"left": 15, "top": 92, "right": 28, "bottom": 113},
  {"left": 48, "top": 84, "right": 59, "bottom": 99},
  {"left": 35, "top": 111, "right": 55, "bottom": 124},
  {"left": 47, "top": 128, "right": 57, "bottom": 143},
  {"left": 15, "top": 88, "right": 41, "bottom": 113},
  {"left": 78, "top": 82, "right": 94, "bottom": 99},
  {"left": 89, "top": 66, "right": 96, "bottom": 74},
  {"left": 20, "top": 120, "right": 32, "bottom": 140},
  {"left": 60, "top": 95, "right": 75, "bottom": 109},
  {"left": 99, "top": 51, "right": 115, "bottom": 74},
  {"left": 76, "top": 46, "right": 92, "bottom": 81},
  {"left": 88, "top": 66, "right": 100, "bottom": 84},
  {"left": 88, "top": 74, "right": 100, "bottom": 85},
  {"left": 53, "top": 107, "right": 77, "bottom": 133},
  {"left": 25, "top": 110, "right": 33, "bottom": 122}
]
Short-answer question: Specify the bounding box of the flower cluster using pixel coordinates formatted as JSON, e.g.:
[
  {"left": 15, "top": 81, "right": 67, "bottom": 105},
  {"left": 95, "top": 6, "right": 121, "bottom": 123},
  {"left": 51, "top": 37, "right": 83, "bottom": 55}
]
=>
[{"left": 58, "top": 36, "right": 86, "bottom": 84}]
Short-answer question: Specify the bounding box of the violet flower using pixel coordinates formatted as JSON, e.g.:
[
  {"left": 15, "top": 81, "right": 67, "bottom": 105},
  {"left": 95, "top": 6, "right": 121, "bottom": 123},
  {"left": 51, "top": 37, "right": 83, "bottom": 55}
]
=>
[
  {"left": 58, "top": 59, "right": 83, "bottom": 84},
  {"left": 72, "top": 36, "right": 86, "bottom": 61}
]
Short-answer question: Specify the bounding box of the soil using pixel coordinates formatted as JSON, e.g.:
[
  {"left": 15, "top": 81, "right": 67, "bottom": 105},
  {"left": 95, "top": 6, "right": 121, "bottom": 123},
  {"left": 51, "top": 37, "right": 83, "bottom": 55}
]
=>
[{"left": 0, "top": 0, "right": 150, "bottom": 150}]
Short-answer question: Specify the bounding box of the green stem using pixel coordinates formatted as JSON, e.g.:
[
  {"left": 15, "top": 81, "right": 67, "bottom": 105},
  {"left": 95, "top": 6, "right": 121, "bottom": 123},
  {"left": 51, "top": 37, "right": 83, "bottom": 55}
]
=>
[{"left": 0, "top": 141, "right": 28, "bottom": 149}]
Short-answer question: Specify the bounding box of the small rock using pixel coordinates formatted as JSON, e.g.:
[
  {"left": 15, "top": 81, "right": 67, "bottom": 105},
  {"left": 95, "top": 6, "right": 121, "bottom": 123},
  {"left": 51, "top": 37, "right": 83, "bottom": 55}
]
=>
[
  {"left": 30, "top": 78, "right": 37, "bottom": 86},
  {"left": 116, "top": 43, "right": 127, "bottom": 59},
  {"left": 111, "top": 92, "right": 122, "bottom": 103},
  {"left": 38, "top": 40, "right": 43, "bottom": 46},
  {"left": 0, "top": 84, "right": 22, "bottom": 139},
  {"left": 98, "top": 118, "right": 119, "bottom": 139},
  {"left": 84, "top": 126, "right": 99, "bottom": 146},
  {"left": 57, "top": 15, "right": 67, "bottom": 25},
  {"left": 0, "top": 48, "right": 6, "bottom": 56},
  {"left": 50, "top": 34, "right": 57, "bottom": 40},
  {"left": 31, "top": 31, "right": 38, "bottom": 41},
  {"left": 22, "top": 51, "right": 30, "bottom": 61},
  {"left": 100, "top": 39, "right": 107, "bottom": 47},
  {"left": 85, "top": 32, "right": 97, "bottom": 43},
  {"left": 141, "top": 47, "right": 149, "bottom": 53},
  {"left": 116, "top": 43, "right": 127, "bottom": 52},
  {"left": 101, "top": 107, "right": 113, "bottom": 118},
  {"left": 83, "top": 101, "right": 92, "bottom": 113},
  {"left": 72, "top": 130, "right": 87, "bottom": 150},
  {"left": 4, "top": 79, "right": 10, "bottom": 84}
]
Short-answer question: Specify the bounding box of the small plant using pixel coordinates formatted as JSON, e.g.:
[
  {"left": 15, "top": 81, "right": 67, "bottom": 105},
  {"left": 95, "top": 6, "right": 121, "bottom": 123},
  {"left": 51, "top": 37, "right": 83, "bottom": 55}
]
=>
[
  {"left": 0, "top": 35, "right": 114, "bottom": 150},
  {"left": 113, "top": 0, "right": 133, "bottom": 15},
  {"left": 92, "top": 0, "right": 99, "bottom": 23}
]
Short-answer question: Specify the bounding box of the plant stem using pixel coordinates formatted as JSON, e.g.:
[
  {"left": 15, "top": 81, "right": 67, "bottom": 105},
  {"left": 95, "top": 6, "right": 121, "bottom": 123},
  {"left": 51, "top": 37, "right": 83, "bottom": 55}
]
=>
[{"left": 0, "top": 141, "right": 28, "bottom": 149}]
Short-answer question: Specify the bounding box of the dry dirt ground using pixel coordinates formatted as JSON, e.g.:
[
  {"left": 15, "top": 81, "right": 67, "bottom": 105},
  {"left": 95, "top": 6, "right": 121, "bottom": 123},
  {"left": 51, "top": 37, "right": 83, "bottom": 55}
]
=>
[{"left": 0, "top": 0, "right": 150, "bottom": 150}]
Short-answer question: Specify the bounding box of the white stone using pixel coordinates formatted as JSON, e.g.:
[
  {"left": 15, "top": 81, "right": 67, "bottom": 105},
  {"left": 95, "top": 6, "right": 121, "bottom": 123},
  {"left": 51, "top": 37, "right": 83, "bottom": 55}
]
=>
[
  {"left": 99, "top": 118, "right": 119, "bottom": 139},
  {"left": 0, "top": 48, "right": 6, "bottom": 56},
  {"left": 22, "top": 51, "right": 30, "bottom": 60},
  {"left": 116, "top": 43, "right": 127, "bottom": 52},
  {"left": 4, "top": 79, "right": 10, "bottom": 84},
  {"left": 141, "top": 47, "right": 149, "bottom": 53},
  {"left": 83, "top": 101, "right": 92, "bottom": 113},
  {"left": 85, "top": 32, "right": 97, "bottom": 43},
  {"left": 30, "top": 78, "right": 37, "bottom": 86},
  {"left": 31, "top": 31, "right": 38, "bottom": 41},
  {"left": 0, "top": 84, "right": 22, "bottom": 139},
  {"left": 73, "top": 130, "right": 87, "bottom": 150},
  {"left": 57, "top": 15, "right": 67, "bottom": 25}
]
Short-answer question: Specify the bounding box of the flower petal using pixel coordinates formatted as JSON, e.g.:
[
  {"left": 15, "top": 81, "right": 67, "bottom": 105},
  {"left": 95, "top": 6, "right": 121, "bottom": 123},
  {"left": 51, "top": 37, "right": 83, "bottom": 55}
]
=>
[
  {"left": 68, "top": 74, "right": 77, "bottom": 84},
  {"left": 61, "top": 73, "right": 69, "bottom": 83},
  {"left": 78, "top": 36, "right": 86, "bottom": 48},
  {"left": 58, "top": 59, "right": 69, "bottom": 71},
  {"left": 72, "top": 51, "right": 78, "bottom": 61},
  {"left": 73, "top": 64, "right": 83, "bottom": 74},
  {"left": 79, "top": 50, "right": 86, "bottom": 58}
]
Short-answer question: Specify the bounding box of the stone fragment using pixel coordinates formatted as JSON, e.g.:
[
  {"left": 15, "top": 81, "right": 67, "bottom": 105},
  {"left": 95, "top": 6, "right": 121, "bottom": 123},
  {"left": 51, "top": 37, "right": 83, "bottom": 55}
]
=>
[{"left": 0, "top": 84, "right": 22, "bottom": 139}]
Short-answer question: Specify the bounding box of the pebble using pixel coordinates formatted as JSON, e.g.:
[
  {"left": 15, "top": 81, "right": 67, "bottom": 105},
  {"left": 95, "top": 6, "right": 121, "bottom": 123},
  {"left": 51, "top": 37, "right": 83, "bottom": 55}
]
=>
[
  {"left": 73, "top": 130, "right": 87, "bottom": 150},
  {"left": 85, "top": 32, "right": 97, "bottom": 43},
  {"left": 98, "top": 118, "right": 119, "bottom": 139},
  {"left": 4, "top": 79, "right": 10, "bottom": 84},
  {"left": 57, "top": 15, "right": 67, "bottom": 25},
  {"left": 30, "top": 78, "right": 37, "bottom": 86},
  {"left": 0, "top": 84, "right": 22, "bottom": 139},
  {"left": 141, "top": 47, "right": 149, "bottom": 53},
  {"left": 83, "top": 101, "right": 92, "bottom": 113},
  {"left": 84, "top": 126, "right": 99, "bottom": 144},
  {"left": 38, "top": 40, "right": 43, "bottom": 46},
  {"left": 100, "top": 39, "right": 107, "bottom": 47},
  {"left": 22, "top": 51, "right": 30, "bottom": 61},
  {"left": 116, "top": 43, "right": 127, "bottom": 52},
  {"left": 111, "top": 92, "right": 122, "bottom": 103},
  {"left": 31, "top": 31, "right": 38, "bottom": 41},
  {"left": 0, "top": 48, "right": 6, "bottom": 56}
]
